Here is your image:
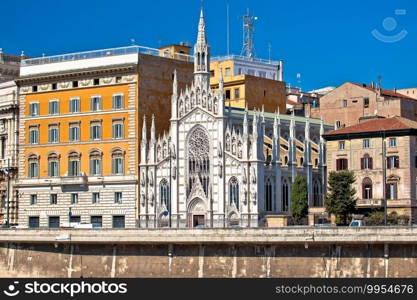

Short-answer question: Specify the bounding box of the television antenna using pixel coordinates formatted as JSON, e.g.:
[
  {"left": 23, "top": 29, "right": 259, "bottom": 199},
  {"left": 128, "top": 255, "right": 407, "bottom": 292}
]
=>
[{"left": 240, "top": 8, "right": 258, "bottom": 58}]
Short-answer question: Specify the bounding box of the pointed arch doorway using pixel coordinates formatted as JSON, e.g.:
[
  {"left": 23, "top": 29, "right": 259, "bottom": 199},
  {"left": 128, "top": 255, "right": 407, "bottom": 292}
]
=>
[{"left": 188, "top": 198, "right": 207, "bottom": 227}]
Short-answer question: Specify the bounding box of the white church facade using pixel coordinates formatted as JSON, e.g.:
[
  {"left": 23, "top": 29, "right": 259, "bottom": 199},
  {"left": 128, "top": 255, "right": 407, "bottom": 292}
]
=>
[{"left": 138, "top": 9, "right": 332, "bottom": 228}]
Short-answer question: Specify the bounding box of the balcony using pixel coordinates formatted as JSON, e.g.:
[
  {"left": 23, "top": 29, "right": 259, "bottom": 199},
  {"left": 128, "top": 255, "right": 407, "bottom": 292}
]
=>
[
  {"left": 61, "top": 174, "right": 88, "bottom": 186},
  {"left": 356, "top": 199, "right": 383, "bottom": 207}
]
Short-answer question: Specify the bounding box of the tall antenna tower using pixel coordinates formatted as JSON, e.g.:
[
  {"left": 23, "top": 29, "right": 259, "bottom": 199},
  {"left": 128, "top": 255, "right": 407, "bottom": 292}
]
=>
[{"left": 240, "top": 8, "right": 258, "bottom": 58}]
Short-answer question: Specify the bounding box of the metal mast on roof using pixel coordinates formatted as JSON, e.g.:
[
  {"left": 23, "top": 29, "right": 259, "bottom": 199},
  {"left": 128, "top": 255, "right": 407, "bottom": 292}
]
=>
[{"left": 240, "top": 8, "right": 258, "bottom": 59}]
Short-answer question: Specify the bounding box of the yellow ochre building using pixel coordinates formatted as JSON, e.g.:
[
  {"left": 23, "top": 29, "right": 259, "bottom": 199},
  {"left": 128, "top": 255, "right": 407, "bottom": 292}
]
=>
[{"left": 15, "top": 45, "right": 193, "bottom": 228}]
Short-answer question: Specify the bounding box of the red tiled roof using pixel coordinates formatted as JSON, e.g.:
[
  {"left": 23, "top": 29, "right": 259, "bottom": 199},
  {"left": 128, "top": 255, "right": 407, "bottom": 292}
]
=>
[
  {"left": 350, "top": 82, "right": 416, "bottom": 100},
  {"left": 324, "top": 117, "right": 417, "bottom": 136},
  {"left": 286, "top": 99, "right": 301, "bottom": 106}
]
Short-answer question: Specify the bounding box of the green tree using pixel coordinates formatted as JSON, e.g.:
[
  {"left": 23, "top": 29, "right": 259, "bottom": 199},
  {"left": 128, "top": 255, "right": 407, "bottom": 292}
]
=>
[
  {"left": 291, "top": 175, "right": 309, "bottom": 224},
  {"left": 325, "top": 170, "right": 357, "bottom": 225}
]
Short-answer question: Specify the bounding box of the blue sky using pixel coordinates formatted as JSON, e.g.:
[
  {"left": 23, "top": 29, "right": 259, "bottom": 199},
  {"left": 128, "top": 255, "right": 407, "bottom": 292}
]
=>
[{"left": 2, "top": 0, "right": 416, "bottom": 91}]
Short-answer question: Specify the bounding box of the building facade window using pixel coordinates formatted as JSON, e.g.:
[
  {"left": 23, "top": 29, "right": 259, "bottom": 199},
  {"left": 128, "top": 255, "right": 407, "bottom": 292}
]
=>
[
  {"left": 48, "top": 125, "right": 59, "bottom": 143},
  {"left": 91, "top": 96, "right": 101, "bottom": 111},
  {"left": 363, "top": 139, "right": 370, "bottom": 149},
  {"left": 362, "top": 177, "right": 373, "bottom": 199},
  {"left": 282, "top": 180, "right": 289, "bottom": 212},
  {"left": 225, "top": 89, "right": 231, "bottom": 100},
  {"left": 71, "top": 193, "right": 78, "bottom": 204},
  {"left": 111, "top": 148, "right": 124, "bottom": 175},
  {"left": 49, "top": 99, "right": 59, "bottom": 115},
  {"left": 112, "top": 120, "right": 123, "bottom": 139},
  {"left": 90, "top": 121, "right": 102, "bottom": 140},
  {"left": 336, "top": 158, "right": 348, "bottom": 171},
  {"left": 29, "top": 126, "right": 39, "bottom": 144},
  {"left": 386, "top": 183, "right": 398, "bottom": 200},
  {"left": 338, "top": 141, "right": 345, "bottom": 150},
  {"left": 160, "top": 179, "right": 170, "bottom": 209},
  {"left": 28, "top": 216, "right": 39, "bottom": 228},
  {"left": 50, "top": 194, "right": 58, "bottom": 205},
  {"left": 265, "top": 178, "right": 273, "bottom": 211},
  {"left": 313, "top": 180, "right": 322, "bottom": 206},
  {"left": 70, "top": 216, "right": 80, "bottom": 223},
  {"left": 114, "top": 192, "right": 123, "bottom": 204},
  {"left": 69, "top": 123, "right": 80, "bottom": 141},
  {"left": 387, "top": 156, "right": 400, "bottom": 169},
  {"left": 364, "top": 97, "right": 369, "bottom": 108},
  {"left": 69, "top": 98, "right": 80, "bottom": 113},
  {"left": 342, "top": 99, "right": 347, "bottom": 107},
  {"left": 92, "top": 192, "right": 100, "bottom": 204},
  {"left": 112, "top": 94, "right": 123, "bottom": 109},
  {"left": 28, "top": 154, "right": 39, "bottom": 178},
  {"left": 234, "top": 88, "right": 240, "bottom": 99},
  {"left": 89, "top": 149, "right": 102, "bottom": 175},
  {"left": 29, "top": 102, "right": 39, "bottom": 116},
  {"left": 389, "top": 138, "right": 397, "bottom": 147},
  {"left": 68, "top": 151, "right": 81, "bottom": 176},
  {"left": 361, "top": 154, "right": 373, "bottom": 170},
  {"left": 48, "top": 153, "right": 59, "bottom": 177},
  {"left": 229, "top": 177, "right": 239, "bottom": 210},
  {"left": 112, "top": 216, "right": 125, "bottom": 228},
  {"left": 91, "top": 216, "right": 102, "bottom": 228},
  {"left": 30, "top": 194, "right": 37, "bottom": 205},
  {"left": 48, "top": 216, "right": 60, "bottom": 228}
]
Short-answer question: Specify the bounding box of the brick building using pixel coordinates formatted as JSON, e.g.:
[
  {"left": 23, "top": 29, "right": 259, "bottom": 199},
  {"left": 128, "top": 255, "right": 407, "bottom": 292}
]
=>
[
  {"left": 311, "top": 82, "right": 417, "bottom": 128},
  {"left": 322, "top": 117, "right": 417, "bottom": 223}
]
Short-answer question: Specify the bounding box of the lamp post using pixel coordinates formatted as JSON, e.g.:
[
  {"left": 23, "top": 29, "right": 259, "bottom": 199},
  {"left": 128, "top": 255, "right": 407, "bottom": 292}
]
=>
[{"left": 382, "top": 133, "right": 387, "bottom": 226}]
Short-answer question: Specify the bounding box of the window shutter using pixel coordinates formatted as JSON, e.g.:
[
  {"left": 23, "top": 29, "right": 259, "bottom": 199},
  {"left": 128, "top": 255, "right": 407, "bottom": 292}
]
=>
[
  {"left": 385, "top": 184, "right": 390, "bottom": 199},
  {"left": 395, "top": 156, "right": 399, "bottom": 168},
  {"left": 336, "top": 159, "right": 340, "bottom": 171},
  {"left": 387, "top": 157, "right": 390, "bottom": 169},
  {"left": 344, "top": 159, "right": 348, "bottom": 170},
  {"left": 360, "top": 158, "right": 364, "bottom": 169},
  {"left": 394, "top": 184, "right": 398, "bottom": 199},
  {"left": 362, "top": 184, "right": 365, "bottom": 199},
  {"left": 369, "top": 157, "right": 373, "bottom": 169}
]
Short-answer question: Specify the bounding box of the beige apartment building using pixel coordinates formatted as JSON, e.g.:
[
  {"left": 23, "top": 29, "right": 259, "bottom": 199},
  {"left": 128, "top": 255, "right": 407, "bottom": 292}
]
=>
[
  {"left": 398, "top": 87, "right": 417, "bottom": 100},
  {"left": 322, "top": 117, "right": 417, "bottom": 223},
  {"left": 311, "top": 82, "right": 417, "bottom": 128}
]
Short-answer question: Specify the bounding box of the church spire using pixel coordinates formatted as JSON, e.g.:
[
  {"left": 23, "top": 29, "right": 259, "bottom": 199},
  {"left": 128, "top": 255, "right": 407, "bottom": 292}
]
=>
[
  {"left": 194, "top": 7, "right": 210, "bottom": 79},
  {"left": 197, "top": 8, "right": 207, "bottom": 45}
]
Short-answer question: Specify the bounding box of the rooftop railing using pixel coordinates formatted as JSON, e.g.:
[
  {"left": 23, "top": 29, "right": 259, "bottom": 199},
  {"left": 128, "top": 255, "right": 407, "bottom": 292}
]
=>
[
  {"left": 21, "top": 45, "right": 282, "bottom": 67},
  {"left": 21, "top": 45, "right": 194, "bottom": 66},
  {"left": 211, "top": 54, "right": 281, "bottom": 66}
]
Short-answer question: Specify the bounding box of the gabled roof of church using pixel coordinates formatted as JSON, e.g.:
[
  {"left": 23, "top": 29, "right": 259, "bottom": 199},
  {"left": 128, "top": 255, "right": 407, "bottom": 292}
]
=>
[{"left": 228, "top": 107, "right": 332, "bottom": 126}]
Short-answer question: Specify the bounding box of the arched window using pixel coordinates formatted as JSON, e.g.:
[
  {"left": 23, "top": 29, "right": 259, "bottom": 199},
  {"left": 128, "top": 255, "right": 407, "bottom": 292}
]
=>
[
  {"left": 68, "top": 151, "right": 80, "bottom": 176},
  {"left": 265, "top": 178, "right": 273, "bottom": 211},
  {"left": 229, "top": 177, "right": 239, "bottom": 209},
  {"left": 28, "top": 154, "right": 39, "bottom": 178},
  {"left": 89, "top": 149, "right": 102, "bottom": 175},
  {"left": 361, "top": 154, "right": 373, "bottom": 170},
  {"left": 313, "top": 180, "right": 322, "bottom": 206},
  {"left": 282, "top": 179, "right": 289, "bottom": 212},
  {"left": 111, "top": 148, "right": 124, "bottom": 175},
  {"left": 362, "top": 177, "right": 373, "bottom": 199},
  {"left": 160, "top": 179, "right": 170, "bottom": 209},
  {"left": 187, "top": 126, "right": 210, "bottom": 197},
  {"left": 48, "top": 152, "right": 59, "bottom": 177}
]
